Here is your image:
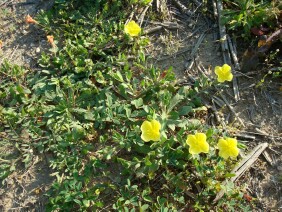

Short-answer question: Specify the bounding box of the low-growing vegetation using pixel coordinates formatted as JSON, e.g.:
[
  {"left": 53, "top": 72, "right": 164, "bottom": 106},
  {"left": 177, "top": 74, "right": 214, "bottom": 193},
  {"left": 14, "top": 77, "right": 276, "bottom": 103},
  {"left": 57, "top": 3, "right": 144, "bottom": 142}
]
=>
[{"left": 4, "top": 0, "right": 281, "bottom": 211}]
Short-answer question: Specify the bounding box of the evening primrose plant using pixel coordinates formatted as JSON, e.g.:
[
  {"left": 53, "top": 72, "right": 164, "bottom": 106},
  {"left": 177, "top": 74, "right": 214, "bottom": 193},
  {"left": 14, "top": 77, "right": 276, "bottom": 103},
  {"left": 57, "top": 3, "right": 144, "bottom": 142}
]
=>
[{"left": 0, "top": 0, "right": 252, "bottom": 211}]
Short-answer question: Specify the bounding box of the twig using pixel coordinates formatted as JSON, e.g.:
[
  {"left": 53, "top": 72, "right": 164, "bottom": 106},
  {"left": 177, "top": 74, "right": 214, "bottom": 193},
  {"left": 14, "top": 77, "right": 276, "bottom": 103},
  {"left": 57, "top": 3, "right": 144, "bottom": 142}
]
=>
[
  {"left": 234, "top": 133, "right": 256, "bottom": 140},
  {"left": 212, "top": 96, "right": 225, "bottom": 108},
  {"left": 191, "top": 33, "right": 206, "bottom": 57},
  {"left": 185, "top": 191, "right": 196, "bottom": 199},
  {"left": 217, "top": 91, "right": 245, "bottom": 127},
  {"left": 144, "top": 21, "right": 180, "bottom": 34},
  {"left": 234, "top": 70, "right": 255, "bottom": 78},
  {"left": 0, "top": 0, "right": 9, "bottom": 7},
  {"left": 227, "top": 35, "right": 240, "bottom": 70},
  {"left": 171, "top": 0, "right": 194, "bottom": 16},
  {"left": 231, "top": 37, "right": 238, "bottom": 56},
  {"left": 144, "top": 26, "right": 163, "bottom": 34},
  {"left": 191, "top": 0, "right": 201, "bottom": 7},
  {"left": 262, "top": 150, "right": 273, "bottom": 166},
  {"left": 138, "top": 5, "right": 150, "bottom": 26},
  {"left": 239, "top": 130, "right": 282, "bottom": 140},
  {"left": 149, "top": 21, "right": 180, "bottom": 29},
  {"left": 215, "top": 0, "right": 240, "bottom": 101},
  {"left": 215, "top": 0, "right": 231, "bottom": 64},
  {"left": 125, "top": 5, "right": 138, "bottom": 24},
  {"left": 212, "top": 0, "right": 218, "bottom": 18},
  {"left": 213, "top": 142, "right": 268, "bottom": 203},
  {"left": 185, "top": 59, "right": 195, "bottom": 73},
  {"left": 232, "top": 73, "right": 240, "bottom": 101},
  {"left": 196, "top": 62, "right": 208, "bottom": 78}
]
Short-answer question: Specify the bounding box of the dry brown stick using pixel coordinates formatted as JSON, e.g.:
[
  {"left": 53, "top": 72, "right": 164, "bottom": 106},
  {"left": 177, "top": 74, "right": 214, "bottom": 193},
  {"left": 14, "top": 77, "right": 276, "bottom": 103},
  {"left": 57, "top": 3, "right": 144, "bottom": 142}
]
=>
[
  {"left": 0, "top": 0, "right": 9, "bottom": 7},
  {"left": 215, "top": 0, "right": 230, "bottom": 64},
  {"left": 191, "top": 33, "right": 206, "bottom": 56},
  {"left": 213, "top": 142, "right": 268, "bottom": 203},
  {"left": 125, "top": 5, "right": 138, "bottom": 24},
  {"left": 191, "top": 0, "right": 201, "bottom": 7},
  {"left": 138, "top": 5, "right": 150, "bottom": 26},
  {"left": 216, "top": 91, "right": 245, "bottom": 127},
  {"left": 144, "top": 26, "right": 163, "bottom": 34},
  {"left": 212, "top": 95, "right": 225, "bottom": 107},
  {"left": 171, "top": 0, "right": 194, "bottom": 16},
  {"left": 239, "top": 130, "right": 282, "bottom": 139},
  {"left": 185, "top": 191, "right": 196, "bottom": 199},
  {"left": 227, "top": 35, "right": 240, "bottom": 70},
  {"left": 144, "top": 21, "right": 180, "bottom": 34},
  {"left": 149, "top": 21, "right": 180, "bottom": 29},
  {"left": 262, "top": 150, "right": 273, "bottom": 166},
  {"left": 234, "top": 133, "right": 256, "bottom": 140},
  {"left": 215, "top": 0, "right": 240, "bottom": 101},
  {"left": 196, "top": 62, "right": 208, "bottom": 78},
  {"left": 227, "top": 35, "right": 241, "bottom": 101},
  {"left": 232, "top": 71, "right": 240, "bottom": 101},
  {"left": 212, "top": 0, "right": 218, "bottom": 18}
]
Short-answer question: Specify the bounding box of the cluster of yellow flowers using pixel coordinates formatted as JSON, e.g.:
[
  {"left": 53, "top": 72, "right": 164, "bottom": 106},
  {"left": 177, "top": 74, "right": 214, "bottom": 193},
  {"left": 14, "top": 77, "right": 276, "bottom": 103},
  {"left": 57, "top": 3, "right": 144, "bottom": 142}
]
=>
[{"left": 141, "top": 120, "right": 239, "bottom": 160}]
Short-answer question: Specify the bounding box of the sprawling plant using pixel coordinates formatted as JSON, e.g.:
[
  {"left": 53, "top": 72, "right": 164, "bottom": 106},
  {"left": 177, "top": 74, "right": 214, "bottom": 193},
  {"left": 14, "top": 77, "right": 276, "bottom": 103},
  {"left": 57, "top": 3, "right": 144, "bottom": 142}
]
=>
[{"left": 0, "top": 0, "right": 252, "bottom": 211}]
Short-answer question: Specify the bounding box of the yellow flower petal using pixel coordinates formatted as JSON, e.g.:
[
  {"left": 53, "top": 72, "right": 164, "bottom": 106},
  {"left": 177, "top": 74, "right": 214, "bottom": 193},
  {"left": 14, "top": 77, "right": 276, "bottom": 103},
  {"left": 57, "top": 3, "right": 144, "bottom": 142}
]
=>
[
  {"left": 141, "top": 120, "right": 161, "bottom": 142},
  {"left": 151, "top": 120, "right": 161, "bottom": 131},
  {"left": 214, "top": 64, "right": 233, "bottom": 83},
  {"left": 217, "top": 137, "right": 239, "bottom": 159},
  {"left": 124, "top": 20, "right": 141, "bottom": 37},
  {"left": 186, "top": 133, "right": 209, "bottom": 155},
  {"left": 222, "top": 64, "right": 231, "bottom": 72},
  {"left": 214, "top": 66, "right": 221, "bottom": 75}
]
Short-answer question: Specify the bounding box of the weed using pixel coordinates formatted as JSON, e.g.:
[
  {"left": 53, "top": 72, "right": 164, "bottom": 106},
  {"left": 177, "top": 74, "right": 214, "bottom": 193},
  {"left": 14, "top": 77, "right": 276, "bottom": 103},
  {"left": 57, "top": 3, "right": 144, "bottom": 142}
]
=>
[
  {"left": 222, "top": 0, "right": 280, "bottom": 38},
  {"left": 0, "top": 0, "right": 252, "bottom": 211}
]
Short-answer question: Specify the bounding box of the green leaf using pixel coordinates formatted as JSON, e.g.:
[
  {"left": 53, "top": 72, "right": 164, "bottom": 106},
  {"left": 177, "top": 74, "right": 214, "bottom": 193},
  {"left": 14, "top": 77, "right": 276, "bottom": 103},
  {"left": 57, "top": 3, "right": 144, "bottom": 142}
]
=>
[
  {"left": 82, "top": 199, "right": 90, "bottom": 207},
  {"left": 225, "top": 173, "right": 236, "bottom": 178},
  {"left": 206, "top": 128, "right": 214, "bottom": 138},
  {"left": 178, "top": 106, "right": 192, "bottom": 116},
  {"left": 131, "top": 98, "right": 143, "bottom": 108},
  {"left": 112, "top": 71, "right": 124, "bottom": 82},
  {"left": 140, "top": 204, "right": 149, "bottom": 211},
  {"left": 84, "top": 112, "right": 95, "bottom": 121},
  {"left": 167, "top": 93, "right": 184, "bottom": 113},
  {"left": 73, "top": 199, "right": 82, "bottom": 205}
]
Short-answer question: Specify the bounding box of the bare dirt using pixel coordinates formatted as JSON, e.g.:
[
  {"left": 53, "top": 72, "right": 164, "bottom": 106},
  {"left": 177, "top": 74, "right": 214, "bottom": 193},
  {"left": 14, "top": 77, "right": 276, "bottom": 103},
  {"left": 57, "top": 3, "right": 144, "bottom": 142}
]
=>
[
  {"left": 0, "top": 0, "right": 281, "bottom": 211},
  {"left": 0, "top": 0, "right": 54, "bottom": 211}
]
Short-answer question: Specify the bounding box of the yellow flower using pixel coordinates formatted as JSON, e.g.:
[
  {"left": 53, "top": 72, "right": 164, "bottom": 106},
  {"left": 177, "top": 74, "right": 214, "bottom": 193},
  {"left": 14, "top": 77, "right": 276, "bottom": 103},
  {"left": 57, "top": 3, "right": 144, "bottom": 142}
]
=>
[
  {"left": 186, "top": 133, "right": 209, "bottom": 154},
  {"left": 214, "top": 64, "right": 233, "bottom": 82},
  {"left": 141, "top": 120, "right": 161, "bottom": 142},
  {"left": 217, "top": 137, "right": 239, "bottom": 159},
  {"left": 124, "top": 20, "right": 141, "bottom": 37}
]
